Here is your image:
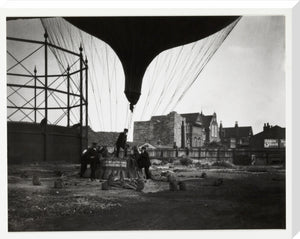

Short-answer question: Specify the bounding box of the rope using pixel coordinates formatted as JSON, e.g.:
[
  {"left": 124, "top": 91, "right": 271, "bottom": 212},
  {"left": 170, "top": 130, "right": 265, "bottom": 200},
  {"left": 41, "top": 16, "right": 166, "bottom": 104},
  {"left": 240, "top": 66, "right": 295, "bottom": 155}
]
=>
[
  {"left": 162, "top": 31, "right": 218, "bottom": 114},
  {"left": 38, "top": 17, "right": 240, "bottom": 132},
  {"left": 170, "top": 20, "right": 239, "bottom": 111},
  {"left": 105, "top": 44, "right": 113, "bottom": 131}
]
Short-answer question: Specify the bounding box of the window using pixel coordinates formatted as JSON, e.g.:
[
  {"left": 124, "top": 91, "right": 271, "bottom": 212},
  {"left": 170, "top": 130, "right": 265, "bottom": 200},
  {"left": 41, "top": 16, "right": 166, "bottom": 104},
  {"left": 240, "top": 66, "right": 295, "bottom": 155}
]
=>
[
  {"left": 212, "top": 125, "right": 216, "bottom": 137},
  {"left": 212, "top": 125, "right": 218, "bottom": 138},
  {"left": 194, "top": 137, "right": 197, "bottom": 147}
]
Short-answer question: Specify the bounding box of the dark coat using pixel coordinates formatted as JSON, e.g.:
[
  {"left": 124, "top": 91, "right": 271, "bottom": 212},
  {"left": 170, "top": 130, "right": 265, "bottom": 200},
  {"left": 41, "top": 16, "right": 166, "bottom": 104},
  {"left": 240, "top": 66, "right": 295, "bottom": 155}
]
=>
[
  {"left": 132, "top": 150, "right": 140, "bottom": 168},
  {"left": 99, "top": 146, "right": 109, "bottom": 158},
  {"left": 116, "top": 132, "right": 127, "bottom": 148},
  {"left": 83, "top": 147, "right": 99, "bottom": 163},
  {"left": 132, "top": 148, "right": 140, "bottom": 160},
  {"left": 138, "top": 151, "right": 151, "bottom": 168}
]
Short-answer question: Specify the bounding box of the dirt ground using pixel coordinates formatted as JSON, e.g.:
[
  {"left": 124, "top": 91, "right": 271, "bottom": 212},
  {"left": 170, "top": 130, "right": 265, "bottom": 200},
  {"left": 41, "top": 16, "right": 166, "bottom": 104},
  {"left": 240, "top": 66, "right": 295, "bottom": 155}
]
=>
[{"left": 7, "top": 161, "right": 286, "bottom": 231}]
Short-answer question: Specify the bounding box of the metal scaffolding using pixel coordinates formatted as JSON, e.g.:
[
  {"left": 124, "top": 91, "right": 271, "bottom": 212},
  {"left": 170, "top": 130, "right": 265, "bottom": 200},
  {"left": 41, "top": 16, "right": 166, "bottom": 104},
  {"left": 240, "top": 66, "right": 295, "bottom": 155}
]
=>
[{"left": 7, "top": 32, "right": 88, "bottom": 161}]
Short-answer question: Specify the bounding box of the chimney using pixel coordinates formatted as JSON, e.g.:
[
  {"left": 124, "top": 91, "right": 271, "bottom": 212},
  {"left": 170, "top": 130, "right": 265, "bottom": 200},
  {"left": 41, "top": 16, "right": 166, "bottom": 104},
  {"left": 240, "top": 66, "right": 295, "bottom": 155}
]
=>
[
  {"left": 219, "top": 121, "right": 223, "bottom": 139},
  {"left": 235, "top": 121, "right": 238, "bottom": 128},
  {"left": 235, "top": 121, "right": 239, "bottom": 142}
]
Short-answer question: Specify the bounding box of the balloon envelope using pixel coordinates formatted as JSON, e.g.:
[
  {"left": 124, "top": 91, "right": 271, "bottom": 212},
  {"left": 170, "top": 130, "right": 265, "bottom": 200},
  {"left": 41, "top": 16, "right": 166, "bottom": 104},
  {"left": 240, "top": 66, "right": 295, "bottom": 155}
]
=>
[{"left": 64, "top": 16, "right": 240, "bottom": 107}]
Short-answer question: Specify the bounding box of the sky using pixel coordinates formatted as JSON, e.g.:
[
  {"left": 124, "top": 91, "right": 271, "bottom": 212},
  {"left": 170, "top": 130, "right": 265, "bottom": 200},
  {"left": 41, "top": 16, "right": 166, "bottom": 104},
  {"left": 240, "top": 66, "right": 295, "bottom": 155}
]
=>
[
  {"left": 175, "top": 16, "right": 285, "bottom": 133},
  {"left": 7, "top": 16, "right": 285, "bottom": 138}
]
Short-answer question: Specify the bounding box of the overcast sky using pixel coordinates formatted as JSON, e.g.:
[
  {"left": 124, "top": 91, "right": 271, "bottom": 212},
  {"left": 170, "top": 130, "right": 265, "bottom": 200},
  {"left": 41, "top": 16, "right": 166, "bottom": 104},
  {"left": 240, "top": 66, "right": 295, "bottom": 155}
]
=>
[
  {"left": 176, "top": 16, "right": 285, "bottom": 132},
  {"left": 7, "top": 16, "right": 285, "bottom": 137}
]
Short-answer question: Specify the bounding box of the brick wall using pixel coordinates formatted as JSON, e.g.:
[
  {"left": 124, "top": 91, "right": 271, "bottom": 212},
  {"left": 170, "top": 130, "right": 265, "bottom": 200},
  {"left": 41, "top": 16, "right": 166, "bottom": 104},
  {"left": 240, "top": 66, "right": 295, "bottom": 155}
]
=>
[
  {"left": 133, "top": 111, "right": 185, "bottom": 147},
  {"left": 151, "top": 115, "right": 172, "bottom": 145},
  {"left": 173, "top": 112, "right": 185, "bottom": 147},
  {"left": 192, "top": 126, "right": 206, "bottom": 147},
  {"left": 133, "top": 121, "right": 152, "bottom": 143}
]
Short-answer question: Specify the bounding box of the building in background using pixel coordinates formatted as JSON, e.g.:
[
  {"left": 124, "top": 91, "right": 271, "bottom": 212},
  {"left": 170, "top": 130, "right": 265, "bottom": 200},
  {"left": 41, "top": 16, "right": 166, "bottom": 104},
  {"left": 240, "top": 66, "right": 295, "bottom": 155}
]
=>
[
  {"left": 219, "top": 121, "right": 253, "bottom": 148},
  {"left": 180, "top": 113, "right": 205, "bottom": 148},
  {"left": 84, "top": 126, "right": 120, "bottom": 153},
  {"left": 250, "top": 123, "right": 285, "bottom": 149},
  {"left": 181, "top": 112, "right": 220, "bottom": 148},
  {"left": 133, "top": 111, "right": 185, "bottom": 148},
  {"left": 133, "top": 111, "right": 220, "bottom": 148}
]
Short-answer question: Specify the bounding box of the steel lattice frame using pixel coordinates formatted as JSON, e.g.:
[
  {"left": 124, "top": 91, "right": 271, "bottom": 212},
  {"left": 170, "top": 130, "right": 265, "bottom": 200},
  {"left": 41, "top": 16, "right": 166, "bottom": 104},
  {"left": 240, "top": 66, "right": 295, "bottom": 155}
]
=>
[{"left": 7, "top": 32, "right": 88, "bottom": 160}]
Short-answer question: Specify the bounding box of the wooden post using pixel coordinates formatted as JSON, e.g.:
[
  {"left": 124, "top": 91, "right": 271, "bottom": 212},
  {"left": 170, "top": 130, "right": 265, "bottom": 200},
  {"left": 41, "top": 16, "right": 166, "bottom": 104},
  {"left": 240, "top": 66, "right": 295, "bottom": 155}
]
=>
[
  {"left": 233, "top": 148, "right": 236, "bottom": 164},
  {"left": 44, "top": 31, "right": 48, "bottom": 161},
  {"left": 199, "top": 147, "right": 201, "bottom": 160}
]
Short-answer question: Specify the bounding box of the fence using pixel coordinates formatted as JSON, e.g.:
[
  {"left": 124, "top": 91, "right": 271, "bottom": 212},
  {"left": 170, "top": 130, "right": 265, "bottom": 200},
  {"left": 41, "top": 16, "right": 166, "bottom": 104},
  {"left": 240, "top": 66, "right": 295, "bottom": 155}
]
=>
[
  {"left": 7, "top": 121, "right": 86, "bottom": 164},
  {"left": 145, "top": 147, "right": 285, "bottom": 165}
]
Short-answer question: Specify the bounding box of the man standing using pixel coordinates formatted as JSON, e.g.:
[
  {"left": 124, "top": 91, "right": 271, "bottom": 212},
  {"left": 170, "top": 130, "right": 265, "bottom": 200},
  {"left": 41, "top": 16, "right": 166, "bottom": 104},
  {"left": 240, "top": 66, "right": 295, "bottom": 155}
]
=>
[
  {"left": 99, "top": 145, "right": 109, "bottom": 158},
  {"left": 80, "top": 142, "right": 99, "bottom": 180},
  {"left": 115, "top": 128, "right": 128, "bottom": 158},
  {"left": 139, "top": 146, "right": 151, "bottom": 180}
]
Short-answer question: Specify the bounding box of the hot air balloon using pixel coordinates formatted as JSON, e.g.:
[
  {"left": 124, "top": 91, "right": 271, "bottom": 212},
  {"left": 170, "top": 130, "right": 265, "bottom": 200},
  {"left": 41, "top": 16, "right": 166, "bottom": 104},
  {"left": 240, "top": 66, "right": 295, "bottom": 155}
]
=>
[
  {"left": 64, "top": 16, "right": 240, "bottom": 111},
  {"left": 7, "top": 16, "right": 240, "bottom": 131}
]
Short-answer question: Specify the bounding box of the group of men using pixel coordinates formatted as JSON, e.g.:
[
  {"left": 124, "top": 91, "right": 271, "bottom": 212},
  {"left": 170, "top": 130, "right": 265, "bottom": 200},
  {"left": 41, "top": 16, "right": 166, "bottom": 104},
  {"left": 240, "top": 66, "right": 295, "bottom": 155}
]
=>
[
  {"left": 80, "top": 142, "right": 108, "bottom": 180},
  {"left": 134, "top": 146, "right": 151, "bottom": 180},
  {"left": 80, "top": 128, "right": 151, "bottom": 181}
]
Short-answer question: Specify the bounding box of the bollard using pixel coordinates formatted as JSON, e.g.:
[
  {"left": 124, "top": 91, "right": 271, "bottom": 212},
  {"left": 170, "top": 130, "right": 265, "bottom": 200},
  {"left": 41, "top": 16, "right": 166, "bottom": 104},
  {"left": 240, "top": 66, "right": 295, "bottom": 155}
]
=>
[
  {"left": 178, "top": 181, "right": 187, "bottom": 191},
  {"left": 102, "top": 181, "right": 109, "bottom": 190},
  {"left": 108, "top": 173, "right": 115, "bottom": 186},
  {"left": 54, "top": 179, "right": 63, "bottom": 189},
  {"left": 32, "top": 175, "right": 41, "bottom": 186}
]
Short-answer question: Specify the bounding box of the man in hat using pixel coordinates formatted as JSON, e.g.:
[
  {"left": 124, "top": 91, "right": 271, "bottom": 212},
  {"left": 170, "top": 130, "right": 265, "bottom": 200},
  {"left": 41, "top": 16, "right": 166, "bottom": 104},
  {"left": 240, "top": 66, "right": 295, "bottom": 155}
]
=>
[
  {"left": 99, "top": 145, "right": 109, "bottom": 158},
  {"left": 80, "top": 142, "right": 99, "bottom": 180},
  {"left": 115, "top": 128, "right": 128, "bottom": 158},
  {"left": 138, "top": 146, "right": 151, "bottom": 180}
]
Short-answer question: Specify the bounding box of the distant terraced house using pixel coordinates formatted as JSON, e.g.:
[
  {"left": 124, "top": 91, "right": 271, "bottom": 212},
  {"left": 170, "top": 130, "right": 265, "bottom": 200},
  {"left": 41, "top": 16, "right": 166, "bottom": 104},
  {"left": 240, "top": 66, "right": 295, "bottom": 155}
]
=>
[{"left": 219, "top": 121, "right": 253, "bottom": 148}]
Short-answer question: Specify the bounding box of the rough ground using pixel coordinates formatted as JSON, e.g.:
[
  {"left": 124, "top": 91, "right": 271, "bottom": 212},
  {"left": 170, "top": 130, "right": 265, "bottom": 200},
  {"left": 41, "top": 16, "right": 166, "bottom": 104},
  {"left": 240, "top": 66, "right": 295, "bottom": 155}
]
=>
[{"left": 7, "top": 161, "right": 286, "bottom": 231}]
